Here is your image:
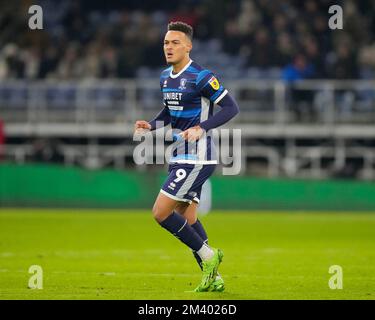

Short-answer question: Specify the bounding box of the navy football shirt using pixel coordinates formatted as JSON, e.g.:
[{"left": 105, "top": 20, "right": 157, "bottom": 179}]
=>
[{"left": 159, "top": 59, "right": 228, "bottom": 165}]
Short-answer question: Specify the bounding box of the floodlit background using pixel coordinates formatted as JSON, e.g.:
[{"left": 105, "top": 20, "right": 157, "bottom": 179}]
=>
[{"left": 0, "top": 0, "right": 374, "bottom": 300}]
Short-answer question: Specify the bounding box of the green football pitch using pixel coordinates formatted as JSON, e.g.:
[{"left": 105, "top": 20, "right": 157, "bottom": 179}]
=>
[{"left": 0, "top": 209, "right": 374, "bottom": 300}]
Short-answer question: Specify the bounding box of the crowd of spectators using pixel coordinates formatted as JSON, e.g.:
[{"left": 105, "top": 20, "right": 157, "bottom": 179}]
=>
[{"left": 0, "top": 0, "right": 374, "bottom": 81}]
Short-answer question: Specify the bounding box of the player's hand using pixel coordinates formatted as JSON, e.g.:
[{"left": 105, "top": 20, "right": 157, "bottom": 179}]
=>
[
  {"left": 134, "top": 120, "right": 151, "bottom": 134},
  {"left": 179, "top": 125, "right": 205, "bottom": 142}
]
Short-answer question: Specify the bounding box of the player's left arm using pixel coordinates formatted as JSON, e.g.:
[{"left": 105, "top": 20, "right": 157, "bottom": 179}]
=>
[
  {"left": 180, "top": 72, "right": 239, "bottom": 141},
  {"left": 199, "top": 93, "right": 239, "bottom": 131},
  {"left": 198, "top": 71, "right": 239, "bottom": 130}
]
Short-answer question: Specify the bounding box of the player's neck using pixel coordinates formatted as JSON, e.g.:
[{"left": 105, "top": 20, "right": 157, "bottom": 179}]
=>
[{"left": 172, "top": 57, "right": 191, "bottom": 75}]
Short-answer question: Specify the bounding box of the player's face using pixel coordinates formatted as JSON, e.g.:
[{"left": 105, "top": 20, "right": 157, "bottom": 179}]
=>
[{"left": 163, "top": 31, "right": 192, "bottom": 65}]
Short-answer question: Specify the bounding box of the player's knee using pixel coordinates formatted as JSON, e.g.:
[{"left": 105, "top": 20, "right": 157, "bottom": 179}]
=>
[
  {"left": 151, "top": 204, "right": 160, "bottom": 221},
  {"left": 186, "top": 216, "right": 197, "bottom": 225},
  {"left": 152, "top": 204, "right": 169, "bottom": 223}
]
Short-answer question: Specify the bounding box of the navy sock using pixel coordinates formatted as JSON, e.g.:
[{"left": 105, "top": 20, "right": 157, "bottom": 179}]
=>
[
  {"left": 191, "top": 219, "right": 208, "bottom": 270},
  {"left": 159, "top": 212, "right": 204, "bottom": 252}
]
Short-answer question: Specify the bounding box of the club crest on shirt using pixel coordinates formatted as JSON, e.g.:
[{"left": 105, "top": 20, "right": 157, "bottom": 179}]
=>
[
  {"left": 208, "top": 76, "right": 220, "bottom": 90},
  {"left": 178, "top": 78, "right": 187, "bottom": 90}
]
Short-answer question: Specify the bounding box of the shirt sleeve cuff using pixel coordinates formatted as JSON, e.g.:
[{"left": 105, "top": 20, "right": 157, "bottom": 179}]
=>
[{"left": 213, "top": 89, "right": 228, "bottom": 104}]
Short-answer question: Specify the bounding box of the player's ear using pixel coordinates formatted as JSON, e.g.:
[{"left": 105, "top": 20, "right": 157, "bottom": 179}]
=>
[{"left": 184, "top": 34, "right": 193, "bottom": 53}]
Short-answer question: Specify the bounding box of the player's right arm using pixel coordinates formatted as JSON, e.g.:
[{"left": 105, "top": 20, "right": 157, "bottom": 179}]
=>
[{"left": 134, "top": 106, "right": 171, "bottom": 133}]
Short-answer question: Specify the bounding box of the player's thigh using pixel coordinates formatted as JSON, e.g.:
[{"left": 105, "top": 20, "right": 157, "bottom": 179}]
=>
[{"left": 152, "top": 192, "right": 179, "bottom": 223}]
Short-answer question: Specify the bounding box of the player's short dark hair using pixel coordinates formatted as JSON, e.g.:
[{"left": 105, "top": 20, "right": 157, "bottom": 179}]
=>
[{"left": 167, "top": 21, "right": 193, "bottom": 41}]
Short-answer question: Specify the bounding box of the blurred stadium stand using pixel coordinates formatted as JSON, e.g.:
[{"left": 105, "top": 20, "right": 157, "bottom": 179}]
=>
[{"left": 1, "top": 0, "right": 375, "bottom": 180}]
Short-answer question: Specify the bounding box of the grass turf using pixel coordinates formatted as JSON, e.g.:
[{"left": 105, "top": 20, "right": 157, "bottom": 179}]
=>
[{"left": 0, "top": 209, "right": 374, "bottom": 300}]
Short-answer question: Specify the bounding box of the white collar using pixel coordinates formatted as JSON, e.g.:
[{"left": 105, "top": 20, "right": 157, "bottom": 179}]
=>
[{"left": 169, "top": 59, "right": 193, "bottom": 79}]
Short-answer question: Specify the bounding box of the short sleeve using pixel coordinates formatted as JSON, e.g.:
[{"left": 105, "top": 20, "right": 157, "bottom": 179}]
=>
[{"left": 196, "top": 70, "right": 228, "bottom": 104}]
